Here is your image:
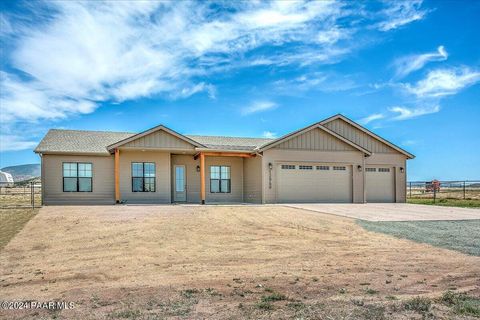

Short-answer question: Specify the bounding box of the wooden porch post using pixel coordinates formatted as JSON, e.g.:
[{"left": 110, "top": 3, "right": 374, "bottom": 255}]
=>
[
  {"left": 114, "top": 148, "right": 120, "bottom": 203},
  {"left": 200, "top": 152, "right": 205, "bottom": 204}
]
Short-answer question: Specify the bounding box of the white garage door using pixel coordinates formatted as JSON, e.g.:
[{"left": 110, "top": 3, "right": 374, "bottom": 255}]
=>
[
  {"left": 366, "top": 167, "right": 395, "bottom": 202},
  {"left": 277, "top": 163, "right": 352, "bottom": 203}
]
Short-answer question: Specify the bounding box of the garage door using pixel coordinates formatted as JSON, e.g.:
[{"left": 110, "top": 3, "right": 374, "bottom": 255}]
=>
[
  {"left": 277, "top": 163, "right": 352, "bottom": 203},
  {"left": 366, "top": 167, "right": 395, "bottom": 202}
]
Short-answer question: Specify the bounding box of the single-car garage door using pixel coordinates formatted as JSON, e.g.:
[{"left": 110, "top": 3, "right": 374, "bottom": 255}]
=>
[
  {"left": 277, "top": 163, "right": 352, "bottom": 203},
  {"left": 366, "top": 166, "right": 395, "bottom": 202}
]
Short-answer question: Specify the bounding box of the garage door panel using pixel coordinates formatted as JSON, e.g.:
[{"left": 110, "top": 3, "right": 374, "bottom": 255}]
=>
[
  {"left": 277, "top": 163, "right": 352, "bottom": 203},
  {"left": 366, "top": 167, "right": 395, "bottom": 202}
]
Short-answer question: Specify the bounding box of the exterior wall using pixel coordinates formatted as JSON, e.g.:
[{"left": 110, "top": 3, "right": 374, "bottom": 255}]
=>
[
  {"left": 122, "top": 130, "right": 194, "bottom": 150},
  {"left": 118, "top": 149, "right": 171, "bottom": 203},
  {"left": 42, "top": 154, "right": 115, "bottom": 205},
  {"left": 324, "top": 118, "right": 397, "bottom": 153},
  {"left": 171, "top": 154, "right": 246, "bottom": 203},
  {"left": 171, "top": 154, "right": 200, "bottom": 203},
  {"left": 262, "top": 149, "right": 365, "bottom": 203},
  {"left": 205, "top": 156, "right": 244, "bottom": 203},
  {"left": 243, "top": 156, "right": 262, "bottom": 203},
  {"left": 274, "top": 127, "right": 356, "bottom": 151},
  {"left": 366, "top": 153, "right": 407, "bottom": 202}
]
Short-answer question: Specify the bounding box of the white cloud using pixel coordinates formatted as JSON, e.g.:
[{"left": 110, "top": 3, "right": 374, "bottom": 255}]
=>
[
  {"left": 241, "top": 101, "right": 278, "bottom": 116},
  {"left": 404, "top": 67, "right": 480, "bottom": 97},
  {"left": 272, "top": 72, "right": 358, "bottom": 94},
  {"left": 263, "top": 131, "right": 277, "bottom": 139},
  {"left": 0, "top": 135, "right": 38, "bottom": 152},
  {"left": 357, "top": 113, "right": 385, "bottom": 125},
  {"left": 393, "top": 45, "right": 448, "bottom": 78},
  {"left": 0, "top": 0, "right": 433, "bottom": 149},
  {"left": 389, "top": 105, "right": 440, "bottom": 120},
  {"left": 377, "top": 0, "right": 428, "bottom": 31}
]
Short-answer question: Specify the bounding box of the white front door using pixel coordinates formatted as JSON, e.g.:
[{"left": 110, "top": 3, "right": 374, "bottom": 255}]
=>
[{"left": 174, "top": 165, "right": 186, "bottom": 202}]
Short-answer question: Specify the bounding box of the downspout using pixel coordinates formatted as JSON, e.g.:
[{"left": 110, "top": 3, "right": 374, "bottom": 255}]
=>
[{"left": 362, "top": 154, "right": 366, "bottom": 203}]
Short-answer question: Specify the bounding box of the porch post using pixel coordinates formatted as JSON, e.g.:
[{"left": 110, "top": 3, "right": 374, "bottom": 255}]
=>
[
  {"left": 200, "top": 152, "right": 205, "bottom": 204},
  {"left": 114, "top": 148, "right": 120, "bottom": 203}
]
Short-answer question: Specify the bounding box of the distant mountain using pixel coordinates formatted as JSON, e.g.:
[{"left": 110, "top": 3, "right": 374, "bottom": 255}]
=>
[{"left": 1, "top": 164, "right": 40, "bottom": 182}]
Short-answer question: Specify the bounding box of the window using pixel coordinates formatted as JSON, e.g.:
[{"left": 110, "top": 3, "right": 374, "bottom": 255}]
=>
[
  {"left": 281, "top": 165, "right": 295, "bottom": 170},
  {"left": 299, "top": 165, "right": 313, "bottom": 170},
  {"left": 63, "top": 162, "right": 92, "bottom": 192},
  {"left": 333, "top": 166, "right": 346, "bottom": 171},
  {"left": 366, "top": 168, "right": 376, "bottom": 172},
  {"left": 210, "top": 166, "right": 230, "bottom": 193},
  {"left": 378, "top": 168, "right": 390, "bottom": 172},
  {"left": 132, "top": 162, "right": 156, "bottom": 192},
  {"left": 316, "top": 165, "right": 329, "bottom": 170}
]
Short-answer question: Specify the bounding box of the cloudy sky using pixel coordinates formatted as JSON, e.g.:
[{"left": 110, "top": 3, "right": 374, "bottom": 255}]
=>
[{"left": 1, "top": 0, "right": 479, "bottom": 180}]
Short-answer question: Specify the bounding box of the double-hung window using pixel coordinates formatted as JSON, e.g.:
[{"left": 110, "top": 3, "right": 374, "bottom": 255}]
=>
[
  {"left": 63, "top": 162, "right": 92, "bottom": 192},
  {"left": 210, "top": 166, "right": 231, "bottom": 193},
  {"left": 132, "top": 162, "right": 156, "bottom": 192}
]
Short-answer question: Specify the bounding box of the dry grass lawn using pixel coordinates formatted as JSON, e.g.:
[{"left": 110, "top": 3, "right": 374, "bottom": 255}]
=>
[{"left": 0, "top": 205, "right": 479, "bottom": 319}]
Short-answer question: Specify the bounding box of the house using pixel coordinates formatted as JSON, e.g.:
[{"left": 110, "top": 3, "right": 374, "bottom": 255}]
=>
[{"left": 34, "top": 114, "right": 414, "bottom": 205}]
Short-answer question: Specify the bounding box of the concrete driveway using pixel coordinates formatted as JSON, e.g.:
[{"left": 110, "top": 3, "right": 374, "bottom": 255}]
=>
[{"left": 284, "top": 203, "right": 480, "bottom": 221}]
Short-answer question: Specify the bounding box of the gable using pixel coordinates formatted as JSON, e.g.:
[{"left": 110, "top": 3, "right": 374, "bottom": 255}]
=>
[
  {"left": 273, "top": 127, "right": 357, "bottom": 152},
  {"left": 121, "top": 129, "right": 195, "bottom": 150},
  {"left": 323, "top": 118, "right": 397, "bottom": 154}
]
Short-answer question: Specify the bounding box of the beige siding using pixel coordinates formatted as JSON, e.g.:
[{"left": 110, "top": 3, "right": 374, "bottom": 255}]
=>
[
  {"left": 171, "top": 154, "right": 201, "bottom": 203},
  {"left": 274, "top": 128, "right": 356, "bottom": 151},
  {"left": 42, "top": 154, "right": 114, "bottom": 205},
  {"left": 206, "top": 156, "right": 243, "bottom": 203},
  {"left": 122, "top": 130, "right": 194, "bottom": 150},
  {"left": 324, "top": 118, "right": 397, "bottom": 153},
  {"left": 243, "top": 156, "right": 262, "bottom": 203},
  {"left": 262, "top": 149, "right": 364, "bottom": 203},
  {"left": 119, "top": 150, "right": 171, "bottom": 203},
  {"left": 366, "top": 153, "right": 407, "bottom": 202}
]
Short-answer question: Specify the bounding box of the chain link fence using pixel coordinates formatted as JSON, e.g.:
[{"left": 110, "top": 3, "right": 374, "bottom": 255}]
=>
[{"left": 407, "top": 180, "right": 480, "bottom": 202}]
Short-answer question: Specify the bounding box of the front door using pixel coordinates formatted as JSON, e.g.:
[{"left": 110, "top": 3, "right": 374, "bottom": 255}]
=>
[{"left": 174, "top": 165, "right": 186, "bottom": 202}]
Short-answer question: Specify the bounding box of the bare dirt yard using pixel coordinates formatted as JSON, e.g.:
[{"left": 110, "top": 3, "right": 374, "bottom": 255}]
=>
[{"left": 1, "top": 205, "right": 479, "bottom": 319}]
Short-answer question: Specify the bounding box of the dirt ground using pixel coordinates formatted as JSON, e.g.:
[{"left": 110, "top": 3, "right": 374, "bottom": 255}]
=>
[{"left": 0, "top": 205, "right": 479, "bottom": 319}]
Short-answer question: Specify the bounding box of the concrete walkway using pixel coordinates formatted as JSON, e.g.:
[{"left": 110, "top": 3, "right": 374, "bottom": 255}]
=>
[{"left": 284, "top": 203, "right": 480, "bottom": 221}]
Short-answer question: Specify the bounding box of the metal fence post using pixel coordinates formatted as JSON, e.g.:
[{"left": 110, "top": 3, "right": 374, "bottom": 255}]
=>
[
  {"left": 409, "top": 182, "right": 412, "bottom": 198},
  {"left": 463, "top": 181, "right": 466, "bottom": 200},
  {"left": 433, "top": 185, "right": 436, "bottom": 203}
]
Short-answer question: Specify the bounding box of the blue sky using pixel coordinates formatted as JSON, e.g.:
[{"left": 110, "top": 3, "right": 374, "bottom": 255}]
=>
[{"left": 0, "top": 0, "right": 479, "bottom": 180}]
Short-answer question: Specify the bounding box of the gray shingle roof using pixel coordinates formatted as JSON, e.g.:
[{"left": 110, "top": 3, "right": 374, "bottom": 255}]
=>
[
  {"left": 34, "top": 129, "right": 274, "bottom": 154},
  {"left": 35, "top": 129, "right": 135, "bottom": 154},
  {"left": 185, "top": 135, "right": 273, "bottom": 151}
]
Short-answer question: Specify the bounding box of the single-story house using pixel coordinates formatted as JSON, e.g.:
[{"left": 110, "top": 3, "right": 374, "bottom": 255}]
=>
[{"left": 34, "top": 114, "right": 414, "bottom": 205}]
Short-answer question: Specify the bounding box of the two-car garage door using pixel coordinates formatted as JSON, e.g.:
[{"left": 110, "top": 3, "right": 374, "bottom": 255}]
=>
[{"left": 276, "top": 163, "right": 352, "bottom": 203}]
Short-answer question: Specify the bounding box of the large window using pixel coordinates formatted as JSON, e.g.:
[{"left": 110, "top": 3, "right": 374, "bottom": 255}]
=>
[
  {"left": 63, "top": 162, "right": 92, "bottom": 192},
  {"left": 210, "top": 166, "right": 231, "bottom": 193},
  {"left": 132, "top": 162, "right": 156, "bottom": 192}
]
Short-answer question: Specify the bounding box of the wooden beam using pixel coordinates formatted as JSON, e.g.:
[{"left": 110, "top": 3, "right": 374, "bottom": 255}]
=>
[
  {"left": 199, "top": 152, "right": 256, "bottom": 158},
  {"left": 200, "top": 152, "right": 205, "bottom": 204},
  {"left": 114, "top": 148, "right": 120, "bottom": 203}
]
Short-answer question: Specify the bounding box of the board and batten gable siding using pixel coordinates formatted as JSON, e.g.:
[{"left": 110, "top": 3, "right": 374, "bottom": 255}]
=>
[
  {"left": 42, "top": 154, "right": 115, "bottom": 205},
  {"left": 243, "top": 156, "right": 262, "bottom": 203},
  {"left": 118, "top": 149, "right": 171, "bottom": 203},
  {"left": 273, "top": 128, "right": 356, "bottom": 151},
  {"left": 323, "top": 118, "right": 397, "bottom": 153},
  {"left": 122, "top": 130, "right": 195, "bottom": 150}
]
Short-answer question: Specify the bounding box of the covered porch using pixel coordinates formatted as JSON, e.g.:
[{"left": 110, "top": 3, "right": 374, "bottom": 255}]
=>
[{"left": 112, "top": 149, "right": 261, "bottom": 204}]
